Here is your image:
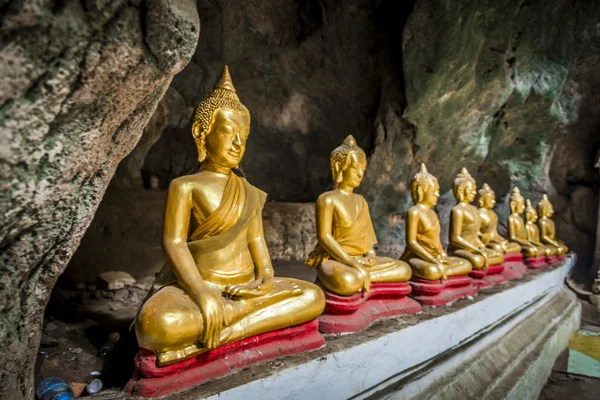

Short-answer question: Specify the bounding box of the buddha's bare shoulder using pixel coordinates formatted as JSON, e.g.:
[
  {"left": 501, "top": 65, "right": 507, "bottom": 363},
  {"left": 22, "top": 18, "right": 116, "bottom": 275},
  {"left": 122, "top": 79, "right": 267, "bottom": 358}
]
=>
[
  {"left": 169, "top": 172, "right": 226, "bottom": 194},
  {"left": 316, "top": 190, "right": 339, "bottom": 207}
]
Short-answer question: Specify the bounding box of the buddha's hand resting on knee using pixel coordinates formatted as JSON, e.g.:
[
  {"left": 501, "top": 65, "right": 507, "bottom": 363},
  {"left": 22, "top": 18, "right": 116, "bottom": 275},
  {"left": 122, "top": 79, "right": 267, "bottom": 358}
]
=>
[
  {"left": 435, "top": 253, "right": 448, "bottom": 279},
  {"left": 350, "top": 260, "right": 371, "bottom": 292},
  {"left": 478, "top": 249, "right": 489, "bottom": 268},
  {"left": 223, "top": 275, "right": 275, "bottom": 299},
  {"left": 197, "top": 291, "right": 226, "bottom": 349}
]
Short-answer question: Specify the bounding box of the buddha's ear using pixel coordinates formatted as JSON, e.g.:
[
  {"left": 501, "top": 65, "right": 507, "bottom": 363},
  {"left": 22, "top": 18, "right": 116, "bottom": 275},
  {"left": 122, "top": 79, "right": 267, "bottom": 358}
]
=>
[
  {"left": 192, "top": 124, "right": 207, "bottom": 162},
  {"left": 417, "top": 186, "right": 424, "bottom": 202},
  {"left": 334, "top": 161, "right": 343, "bottom": 184}
]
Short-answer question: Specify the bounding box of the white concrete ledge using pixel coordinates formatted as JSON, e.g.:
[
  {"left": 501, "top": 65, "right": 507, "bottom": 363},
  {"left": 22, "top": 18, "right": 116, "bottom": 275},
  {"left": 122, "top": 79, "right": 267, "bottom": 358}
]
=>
[{"left": 201, "top": 257, "right": 576, "bottom": 400}]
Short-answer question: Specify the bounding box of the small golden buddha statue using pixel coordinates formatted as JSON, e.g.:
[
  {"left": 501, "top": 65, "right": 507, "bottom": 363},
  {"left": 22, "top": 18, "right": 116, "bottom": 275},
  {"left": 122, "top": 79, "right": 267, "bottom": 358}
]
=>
[
  {"left": 134, "top": 66, "right": 325, "bottom": 366},
  {"left": 537, "top": 195, "right": 568, "bottom": 256},
  {"left": 447, "top": 169, "right": 504, "bottom": 269},
  {"left": 400, "top": 164, "right": 472, "bottom": 280},
  {"left": 524, "top": 199, "right": 556, "bottom": 256},
  {"left": 507, "top": 187, "right": 542, "bottom": 258},
  {"left": 477, "top": 184, "right": 522, "bottom": 254},
  {"left": 305, "top": 135, "right": 411, "bottom": 296}
]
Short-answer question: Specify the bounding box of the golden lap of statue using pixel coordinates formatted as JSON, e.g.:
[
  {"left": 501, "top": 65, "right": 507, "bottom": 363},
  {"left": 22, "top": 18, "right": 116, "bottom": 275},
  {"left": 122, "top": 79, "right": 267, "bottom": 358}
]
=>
[
  {"left": 134, "top": 66, "right": 325, "bottom": 366},
  {"left": 305, "top": 135, "right": 411, "bottom": 296},
  {"left": 447, "top": 169, "right": 504, "bottom": 269},
  {"left": 400, "top": 164, "right": 472, "bottom": 280}
]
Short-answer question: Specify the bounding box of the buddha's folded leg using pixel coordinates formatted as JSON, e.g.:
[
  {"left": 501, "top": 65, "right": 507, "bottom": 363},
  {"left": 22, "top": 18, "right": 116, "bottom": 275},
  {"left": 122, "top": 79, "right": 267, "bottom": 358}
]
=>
[
  {"left": 135, "top": 285, "right": 203, "bottom": 354},
  {"left": 545, "top": 244, "right": 560, "bottom": 257},
  {"left": 485, "top": 248, "right": 504, "bottom": 265},
  {"left": 408, "top": 258, "right": 444, "bottom": 281},
  {"left": 453, "top": 250, "right": 485, "bottom": 270},
  {"left": 445, "top": 256, "right": 473, "bottom": 276},
  {"left": 317, "top": 260, "right": 363, "bottom": 296},
  {"left": 368, "top": 257, "right": 412, "bottom": 283},
  {"left": 558, "top": 240, "right": 569, "bottom": 254},
  {"left": 520, "top": 243, "right": 538, "bottom": 258},
  {"left": 504, "top": 240, "right": 522, "bottom": 254},
  {"left": 486, "top": 241, "right": 505, "bottom": 255},
  {"left": 224, "top": 278, "right": 325, "bottom": 344}
]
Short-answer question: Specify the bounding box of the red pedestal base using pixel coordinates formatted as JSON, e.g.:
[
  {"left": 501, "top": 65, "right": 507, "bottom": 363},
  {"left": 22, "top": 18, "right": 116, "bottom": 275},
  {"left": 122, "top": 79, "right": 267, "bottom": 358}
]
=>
[
  {"left": 125, "top": 320, "right": 325, "bottom": 398},
  {"left": 525, "top": 256, "right": 548, "bottom": 269},
  {"left": 317, "top": 282, "right": 421, "bottom": 334},
  {"left": 410, "top": 276, "right": 478, "bottom": 306},
  {"left": 469, "top": 264, "right": 507, "bottom": 288},
  {"left": 499, "top": 253, "right": 528, "bottom": 280},
  {"left": 546, "top": 255, "right": 566, "bottom": 265},
  {"left": 504, "top": 252, "right": 524, "bottom": 262}
]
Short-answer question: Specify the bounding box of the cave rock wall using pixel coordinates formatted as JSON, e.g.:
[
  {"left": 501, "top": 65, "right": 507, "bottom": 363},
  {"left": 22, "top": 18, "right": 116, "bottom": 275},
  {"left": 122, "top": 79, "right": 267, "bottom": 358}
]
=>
[{"left": 0, "top": 1, "right": 199, "bottom": 397}]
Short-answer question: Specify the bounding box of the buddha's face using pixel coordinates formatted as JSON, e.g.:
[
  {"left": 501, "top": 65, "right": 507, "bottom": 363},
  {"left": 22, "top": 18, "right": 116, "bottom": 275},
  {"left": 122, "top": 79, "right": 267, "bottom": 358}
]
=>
[
  {"left": 339, "top": 152, "right": 367, "bottom": 188},
  {"left": 540, "top": 204, "right": 554, "bottom": 218},
  {"left": 204, "top": 108, "right": 250, "bottom": 169},
  {"left": 511, "top": 197, "right": 525, "bottom": 214},
  {"left": 526, "top": 208, "right": 538, "bottom": 223},
  {"left": 420, "top": 179, "right": 440, "bottom": 207},
  {"left": 462, "top": 180, "right": 477, "bottom": 203},
  {"left": 479, "top": 192, "right": 496, "bottom": 209}
]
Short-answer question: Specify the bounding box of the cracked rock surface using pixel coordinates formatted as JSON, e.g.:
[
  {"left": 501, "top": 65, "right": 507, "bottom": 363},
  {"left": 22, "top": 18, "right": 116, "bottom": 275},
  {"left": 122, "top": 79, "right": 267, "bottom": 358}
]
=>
[{"left": 0, "top": 1, "right": 199, "bottom": 397}]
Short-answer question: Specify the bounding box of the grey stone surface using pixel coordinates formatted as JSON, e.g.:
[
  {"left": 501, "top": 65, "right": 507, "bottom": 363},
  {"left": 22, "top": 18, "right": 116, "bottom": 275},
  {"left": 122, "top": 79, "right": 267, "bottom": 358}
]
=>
[{"left": 0, "top": 1, "right": 199, "bottom": 397}]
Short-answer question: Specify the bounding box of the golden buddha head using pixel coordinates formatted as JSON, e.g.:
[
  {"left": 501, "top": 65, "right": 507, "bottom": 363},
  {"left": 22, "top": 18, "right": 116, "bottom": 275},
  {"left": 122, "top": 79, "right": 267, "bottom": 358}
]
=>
[
  {"left": 330, "top": 135, "right": 367, "bottom": 188},
  {"left": 191, "top": 66, "right": 251, "bottom": 167},
  {"left": 537, "top": 194, "right": 554, "bottom": 218},
  {"left": 509, "top": 187, "right": 525, "bottom": 214},
  {"left": 525, "top": 199, "right": 538, "bottom": 222},
  {"left": 452, "top": 167, "right": 477, "bottom": 203},
  {"left": 411, "top": 163, "right": 440, "bottom": 206},
  {"left": 477, "top": 183, "right": 496, "bottom": 209}
]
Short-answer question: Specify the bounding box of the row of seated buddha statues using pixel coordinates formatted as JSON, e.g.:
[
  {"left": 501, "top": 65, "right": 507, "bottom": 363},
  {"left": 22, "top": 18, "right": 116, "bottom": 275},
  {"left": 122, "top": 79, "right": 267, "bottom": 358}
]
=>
[
  {"left": 125, "top": 66, "right": 570, "bottom": 398},
  {"left": 508, "top": 187, "right": 569, "bottom": 268}
]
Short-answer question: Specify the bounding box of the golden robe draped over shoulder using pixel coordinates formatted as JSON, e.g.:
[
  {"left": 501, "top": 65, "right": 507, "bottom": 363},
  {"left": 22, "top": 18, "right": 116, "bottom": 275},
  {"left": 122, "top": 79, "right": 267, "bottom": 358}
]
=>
[
  {"left": 132, "top": 173, "right": 266, "bottom": 326},
  {"left": 305, "top": 196, "right": 378, "bottom": 268}
]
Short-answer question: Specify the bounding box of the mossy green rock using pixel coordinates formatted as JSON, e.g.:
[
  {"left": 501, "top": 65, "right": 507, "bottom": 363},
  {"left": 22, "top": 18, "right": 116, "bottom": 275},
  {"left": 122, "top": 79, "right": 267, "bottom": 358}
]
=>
[{"left": 363, "top": 0, "right": 600, "bottom": 270}]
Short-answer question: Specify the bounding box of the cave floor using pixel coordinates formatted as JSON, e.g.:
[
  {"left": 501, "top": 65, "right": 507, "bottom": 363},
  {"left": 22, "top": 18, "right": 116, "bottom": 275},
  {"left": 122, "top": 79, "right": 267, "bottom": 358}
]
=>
[{"left": 539, "top": 299, "right": 600, "bottom": 400}]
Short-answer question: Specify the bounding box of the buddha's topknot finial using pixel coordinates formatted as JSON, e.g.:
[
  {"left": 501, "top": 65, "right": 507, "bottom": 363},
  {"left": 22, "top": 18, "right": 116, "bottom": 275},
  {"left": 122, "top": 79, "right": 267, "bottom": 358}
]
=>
[
  {"left": 214, "top": 65, "right": 236, "bottom": 92},
  {"left": 526, "top": 199, "right": 534, "bottom": 211},
  {"left": 537, "top": 194, "right": 552, "bottom": 215},
  {"left": 191, "top": 65, "right": 250, "bottom": 162},
  {"left": 479, "top": 183, "right": 493, "bottom": 194}
]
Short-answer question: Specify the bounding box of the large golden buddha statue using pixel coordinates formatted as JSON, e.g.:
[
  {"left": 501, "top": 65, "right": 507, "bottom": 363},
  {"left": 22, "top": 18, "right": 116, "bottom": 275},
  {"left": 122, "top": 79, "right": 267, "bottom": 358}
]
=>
[
  {"left": 507, "top": 187, "right": 542, "bottom": 258},
  {"left": 134, "top": 66, "right": 325, "bottom": 367},
  {"left": 477, "top": 184, "right": 521, "bottom": 254},
  {"left": 537, "top": 195, "right": 569, "bottom": 256},
  {"left": 400, "top": 164, "right": 472, "bottom": 280},
  {"left": 524, "top": 199, "right": 555, "bottom": 257},
  {"left": 447, "top": 169, "right": 504, "bottom": 270},
  {"left": 305, "top": 136, "right": 411, "bottom": 296}
]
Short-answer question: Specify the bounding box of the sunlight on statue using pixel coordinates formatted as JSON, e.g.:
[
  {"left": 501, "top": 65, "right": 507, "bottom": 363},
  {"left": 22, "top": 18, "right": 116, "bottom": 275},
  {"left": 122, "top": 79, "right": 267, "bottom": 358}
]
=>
[{"left": 134, "top": 66, "right": 325, "bottom": 366}]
